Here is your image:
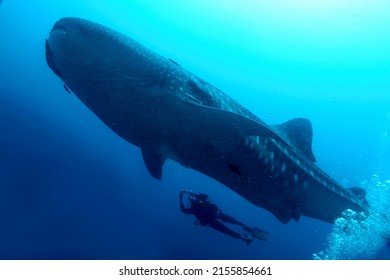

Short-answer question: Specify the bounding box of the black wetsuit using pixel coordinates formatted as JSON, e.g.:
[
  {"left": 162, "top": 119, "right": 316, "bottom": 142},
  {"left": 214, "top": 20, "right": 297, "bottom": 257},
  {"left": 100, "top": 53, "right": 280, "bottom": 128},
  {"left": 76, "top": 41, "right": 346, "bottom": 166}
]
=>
[{"left": 180, "top": 193, "right": 244, "bottom": 240}]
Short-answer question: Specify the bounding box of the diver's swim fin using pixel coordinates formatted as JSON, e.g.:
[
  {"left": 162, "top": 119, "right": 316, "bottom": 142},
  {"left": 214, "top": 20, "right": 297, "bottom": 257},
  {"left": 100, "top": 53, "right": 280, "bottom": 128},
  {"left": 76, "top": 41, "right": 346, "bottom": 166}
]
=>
[{"left": 242, "top": 225, "right": 270, "bottom": 241}]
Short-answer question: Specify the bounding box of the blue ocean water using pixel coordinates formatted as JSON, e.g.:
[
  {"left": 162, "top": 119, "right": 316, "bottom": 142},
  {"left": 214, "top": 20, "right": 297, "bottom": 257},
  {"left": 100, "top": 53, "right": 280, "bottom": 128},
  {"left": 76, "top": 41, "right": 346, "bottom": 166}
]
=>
[{"left": 0, "top": 0, "right": 389, "bottom": 259}]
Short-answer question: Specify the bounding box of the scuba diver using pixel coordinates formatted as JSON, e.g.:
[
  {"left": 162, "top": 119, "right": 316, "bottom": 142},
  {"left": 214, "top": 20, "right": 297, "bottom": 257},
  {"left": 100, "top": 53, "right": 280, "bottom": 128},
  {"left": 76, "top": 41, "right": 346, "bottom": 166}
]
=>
[{"left": 179, "top": 189, "right": 269, "bottom": 245}]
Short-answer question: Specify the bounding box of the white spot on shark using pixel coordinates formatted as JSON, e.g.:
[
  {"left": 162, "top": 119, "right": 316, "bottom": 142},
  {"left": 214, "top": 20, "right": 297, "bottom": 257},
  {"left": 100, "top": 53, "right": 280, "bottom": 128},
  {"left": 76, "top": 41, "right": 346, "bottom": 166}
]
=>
[{"left": 281, "top": 163, "right": 286, "bottom": 173}]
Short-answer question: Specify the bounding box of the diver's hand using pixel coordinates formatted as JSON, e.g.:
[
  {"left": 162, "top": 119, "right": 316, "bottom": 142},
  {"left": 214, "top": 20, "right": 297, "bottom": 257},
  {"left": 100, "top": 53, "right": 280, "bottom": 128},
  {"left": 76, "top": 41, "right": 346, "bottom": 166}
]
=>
[
  {"left": 179, "top": 189, "right": 193, "bottom": 198},
  {"left": 179, "top": 189, "right": 186, "bottom": 198}
]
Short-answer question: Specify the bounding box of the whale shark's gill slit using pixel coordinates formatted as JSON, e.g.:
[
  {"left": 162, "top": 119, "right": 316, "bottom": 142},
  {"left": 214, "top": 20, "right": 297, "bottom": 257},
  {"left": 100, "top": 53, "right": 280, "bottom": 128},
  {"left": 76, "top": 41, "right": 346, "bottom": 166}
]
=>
[
  {"left": 188, "top": 80, "right": 215, "bottom": 107},
  {"left": 187, "top": 94, "right": 201, "bottom": 104},
  {"left": 45, "top": 40, "right": 62, "bottom": 77}
]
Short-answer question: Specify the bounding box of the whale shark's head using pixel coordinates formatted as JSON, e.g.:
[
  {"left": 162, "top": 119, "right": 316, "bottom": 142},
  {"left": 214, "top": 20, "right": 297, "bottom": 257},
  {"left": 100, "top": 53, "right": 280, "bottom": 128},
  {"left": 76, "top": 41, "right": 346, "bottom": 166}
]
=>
[
  {"left": 45, "top": 17, "right": 193, "bottom": 149},
  {"left": 45, "top": 17, "right": 170, "bottom": 104}
]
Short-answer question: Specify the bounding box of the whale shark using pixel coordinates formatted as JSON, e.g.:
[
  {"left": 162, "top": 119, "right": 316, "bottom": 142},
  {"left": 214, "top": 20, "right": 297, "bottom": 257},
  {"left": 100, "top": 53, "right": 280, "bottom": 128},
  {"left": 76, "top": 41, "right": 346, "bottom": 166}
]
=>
[{"left": 45, "top": 17, "right": 368, "bottom": 224}]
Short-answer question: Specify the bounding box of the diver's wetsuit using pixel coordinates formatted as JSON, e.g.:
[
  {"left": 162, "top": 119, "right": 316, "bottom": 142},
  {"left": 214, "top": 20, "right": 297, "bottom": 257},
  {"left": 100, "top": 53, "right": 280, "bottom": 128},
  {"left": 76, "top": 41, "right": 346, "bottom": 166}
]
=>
[{"left": 179, "top": 191, "right": 248, "bottom": 242}]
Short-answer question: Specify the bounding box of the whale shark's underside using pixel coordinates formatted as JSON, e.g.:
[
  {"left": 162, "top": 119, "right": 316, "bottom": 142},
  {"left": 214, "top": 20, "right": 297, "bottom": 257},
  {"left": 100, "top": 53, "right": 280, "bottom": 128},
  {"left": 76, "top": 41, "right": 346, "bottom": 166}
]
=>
[{"left": 45, "top": 17, "right": 368, "bottom": 224}]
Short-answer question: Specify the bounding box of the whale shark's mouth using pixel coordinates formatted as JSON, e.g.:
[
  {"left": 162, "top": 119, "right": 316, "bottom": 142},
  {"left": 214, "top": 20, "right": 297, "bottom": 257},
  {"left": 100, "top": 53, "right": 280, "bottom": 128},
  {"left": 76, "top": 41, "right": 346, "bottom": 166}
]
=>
[
  {"left": 45, "top": 39, "right": 62, "bottom": 78},
  {"left": 45, "top": 20, "right": 70, "bottom": 78},
  {"left": 51, "top": 21, "right": 68, "bottom": 33}
]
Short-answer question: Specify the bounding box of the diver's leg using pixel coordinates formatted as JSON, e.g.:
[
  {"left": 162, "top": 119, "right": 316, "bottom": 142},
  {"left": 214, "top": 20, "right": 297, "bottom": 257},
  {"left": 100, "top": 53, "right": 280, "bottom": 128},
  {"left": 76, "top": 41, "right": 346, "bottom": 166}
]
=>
[
  {"left": 208, "top": 220, "right": 242, "bottom": 239},
  {"left": 217, "top": 212, "right": 244, "bottom": 226},
  {"left": 217, "top": 213, "right": 268, "bottom": 241}
]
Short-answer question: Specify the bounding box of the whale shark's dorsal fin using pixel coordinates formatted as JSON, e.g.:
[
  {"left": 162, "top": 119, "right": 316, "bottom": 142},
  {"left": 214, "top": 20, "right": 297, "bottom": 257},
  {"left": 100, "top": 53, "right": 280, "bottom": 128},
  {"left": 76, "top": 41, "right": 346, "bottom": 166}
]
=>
[
  {"left": 141, "top": 148, "right": 166, "bottom": 180},
  {"left": 273, "top": 118, "right": 316, "bottom": 162}
]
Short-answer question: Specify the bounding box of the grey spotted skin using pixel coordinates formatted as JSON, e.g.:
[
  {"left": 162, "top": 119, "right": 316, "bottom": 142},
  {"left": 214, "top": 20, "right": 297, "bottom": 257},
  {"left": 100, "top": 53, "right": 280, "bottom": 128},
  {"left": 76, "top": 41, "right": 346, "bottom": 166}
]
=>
[{"left": 46, "top": 17, "right": 368, "bottom": 224}]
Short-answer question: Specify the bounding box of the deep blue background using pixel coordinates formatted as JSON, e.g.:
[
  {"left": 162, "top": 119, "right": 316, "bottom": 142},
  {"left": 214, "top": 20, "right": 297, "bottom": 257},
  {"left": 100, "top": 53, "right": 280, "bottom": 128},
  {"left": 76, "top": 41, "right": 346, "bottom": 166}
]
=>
[{"left": 0, "top": 0, "right": 389, "bottom": 259}]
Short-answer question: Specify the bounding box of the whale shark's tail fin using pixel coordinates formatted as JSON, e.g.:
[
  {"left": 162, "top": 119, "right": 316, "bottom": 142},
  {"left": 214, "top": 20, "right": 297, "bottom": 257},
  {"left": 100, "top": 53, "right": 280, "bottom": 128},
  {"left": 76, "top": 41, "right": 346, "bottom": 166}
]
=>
[
  {"left": 242, "top": 225, "right": 270, "bottom": 241},
  {"left": 347, "top": 186, "right": 369, "bottom": 208}
]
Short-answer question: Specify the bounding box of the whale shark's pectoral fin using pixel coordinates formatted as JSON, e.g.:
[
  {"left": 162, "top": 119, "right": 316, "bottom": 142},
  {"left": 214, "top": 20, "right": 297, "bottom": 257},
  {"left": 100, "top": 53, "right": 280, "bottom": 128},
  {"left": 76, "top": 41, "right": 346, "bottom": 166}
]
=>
[
  {"left": 273, "top": 118, "right": 316, "bottom": 162},
  {"left": 183, "top": 102, "right": 288, "bottom": 154},
  {"left": 141, "top": 148, "right": 166, "bottom": 180}
]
